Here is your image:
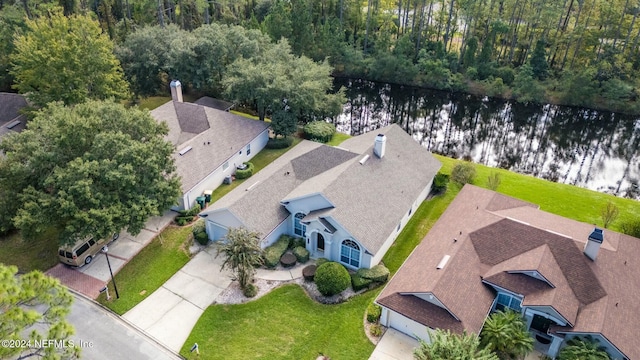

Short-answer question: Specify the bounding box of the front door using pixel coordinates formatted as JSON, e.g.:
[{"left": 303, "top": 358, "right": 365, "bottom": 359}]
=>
[{"left": 317, "top": 233, "right": 325, "bottom": 252}]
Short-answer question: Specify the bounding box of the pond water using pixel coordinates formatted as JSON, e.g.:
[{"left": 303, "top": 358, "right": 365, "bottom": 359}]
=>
[{"left": 334, "top": 78, "right": 640, "bottom": 199}]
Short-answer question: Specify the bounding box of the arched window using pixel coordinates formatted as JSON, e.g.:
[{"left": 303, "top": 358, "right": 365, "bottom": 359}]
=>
[
  {"left": 340, "top": 239, "right": 360, "bottom": 268},
  {"left": 294, "top": 213, "right": 306, "bottom": 237}
]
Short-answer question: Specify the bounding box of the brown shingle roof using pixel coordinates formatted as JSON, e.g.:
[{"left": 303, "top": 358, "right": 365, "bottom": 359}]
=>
[
  {"left": 471, "top": 218, "right": 606, "bottom": 306},
  {"left": 377, "top": 185, "right": 640, "bottom": 359},
  {"left": 377, "top": 293, "right": 465, "bottom": 333}
]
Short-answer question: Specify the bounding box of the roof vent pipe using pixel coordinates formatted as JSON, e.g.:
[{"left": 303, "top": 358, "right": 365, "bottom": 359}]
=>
[
  {"left": 170, "top": 80, "right": 183, "bottom": 102},
  {"left": 584, "top": 228, "right": 604, "bottom": 261},
  {"left": 373, "top": 134, "right": 386, "bottom": 158}
]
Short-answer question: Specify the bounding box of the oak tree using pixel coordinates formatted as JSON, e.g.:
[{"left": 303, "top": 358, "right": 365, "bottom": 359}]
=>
[
  {"left": 10, "top": 11, "right": 128, "bottom": 107},
  {"left": 0, "top": 101, "right": 181, "bottom": 243}
]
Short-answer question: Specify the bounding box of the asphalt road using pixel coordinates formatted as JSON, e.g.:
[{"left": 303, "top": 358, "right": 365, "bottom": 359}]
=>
[{"left": 67, "top": 293, "right": 183, "bottom": 360}]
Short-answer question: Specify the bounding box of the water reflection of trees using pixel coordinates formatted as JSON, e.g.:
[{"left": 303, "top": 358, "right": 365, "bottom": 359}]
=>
[{"left": 334, "top": 79, "right": 640, "bottom": 199}]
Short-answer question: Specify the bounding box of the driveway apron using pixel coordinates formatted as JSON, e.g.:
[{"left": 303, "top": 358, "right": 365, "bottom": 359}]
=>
[{"left": 122, "top": 247, "right": 233, "bottom": 352}]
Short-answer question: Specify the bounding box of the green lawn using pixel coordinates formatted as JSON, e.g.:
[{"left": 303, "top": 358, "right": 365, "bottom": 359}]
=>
[
  {"left": 0, "top": 227, "right": 60, "bottom": 272},
  {"left": 327, "top": 132, "right": 352, "bottom": 146},
  {"left": 97, "top": 225, "right": 193, "bottom": 315},
  {"left": 135, "top": 94, "right": 199, "bottom": 111},
  {"left": 180, "top": 285, "right": 377, "bottom": 360},
  {"left": 434, "top": 155, "right": 639, "bottom": 232},
  {"left": 208, "top": 138, "right": 303, "bottom": 204}
]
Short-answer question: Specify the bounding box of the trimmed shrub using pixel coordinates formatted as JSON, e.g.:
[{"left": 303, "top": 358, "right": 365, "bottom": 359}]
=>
[
  {"left": 451, "top": 161, "right": 477, "bottom": 185},
  {"left": 175, "top": 204, "right": 201, "bottom": 225},
  {"left": 303, "top": 264, "right": 317, "bottom": 281},
  {"left": 194, "top": 231, "right": 209, "bottom": 245},
  {"left": 243, "top": 284, "right": 257, "bottom": 298},
  {"left": 432, "top": 172, "right": 450, "bottom": 194},
  {"left": 263, "top": 236, "right": 290, "bottom": 268},
  {"left": 303, "top": 121, "right": 336, "bottom": 143},
  {"left": 315, "top": 258, "right": 329, "bottom": 267},
  {"left": 366, "top": 303, "right": 382, "bottom": 323},
  {"left": 266, "top": 136, "right": 293, "bottom": 149},
  {"left": 289, "top": 237, "right": 305, "bottom": 249},
  {"left": 357, "top": 264, "right": 390, "bottom": 283},
  {"left": 235, "top": 162, "right": 254, "bottom": 180},
  {"left": 351, "top": 273, "right": 372, "bottom": 291},
  {"left": 314, "top": 262, "right": 351, "bottom": 296},
  {"left": 293, "top": 246, "right": 309, "bottom": 263},
  {"left": 370, "top": 324, "right": 383, "bottom": 337},
  {"left": 280, "top": 252, "right": 297, "bottom": 267}
]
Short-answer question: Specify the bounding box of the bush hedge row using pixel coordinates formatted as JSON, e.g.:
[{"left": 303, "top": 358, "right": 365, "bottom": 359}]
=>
[
  {"left": 235, "top": 162, "right": 254, "bottom": 179},
  {"left": 263, "top": 235, "right": 292, "bottom": 268},
  {"left": 293, "top": 246, "right": 309, "bottom": 263},
  {"left": 266, "top": 136, "right": 293, "bottom": 149},
  {"left": 351, "top": 264, "right": 390, "bottom": 291},
  {"left": 357, "top": 264, "right": 390, "bottom": 283},
  {"left": 366, "top": 303, "right": 382, "bottom": 323},
  {"left": 303, "top": 121, "right": 336, "bottom": 143},
  {"left": 314, "top": 262, "right": 351, "bottom": 296},
  {"left": 175, "top": 204, "right": 201, "bottom": 225}
]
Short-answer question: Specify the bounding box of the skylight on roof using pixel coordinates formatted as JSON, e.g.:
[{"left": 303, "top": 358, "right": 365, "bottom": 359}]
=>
[
  {"left": 5, "top": 120, "right": 21, "bottom": 129},
  {"left": 436, "top": 255, "right": 450, "bottom": 270},
  {"left": 178, "top": 146, "right": 192, "bottom": 156}
]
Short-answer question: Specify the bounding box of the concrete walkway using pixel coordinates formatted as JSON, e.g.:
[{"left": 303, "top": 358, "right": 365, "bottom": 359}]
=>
[
  {"left": 369, "top": 329, "right": 419, "bottom": 360},
  {"left": 122, "top": 247, "right": 234, "bottom": 352},
  {"left": 47, "top": 211, "right": 175, "bottom": 298}
]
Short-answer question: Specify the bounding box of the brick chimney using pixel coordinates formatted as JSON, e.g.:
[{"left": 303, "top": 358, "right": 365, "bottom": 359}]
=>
[
  {"left": 584, "top": 228, "right": 604, "bottom": 261},
  {"left": 170, "top": 80, "right": 183, "bottom": 102}
]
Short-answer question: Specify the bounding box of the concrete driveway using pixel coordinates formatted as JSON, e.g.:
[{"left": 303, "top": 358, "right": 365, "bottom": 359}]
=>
[
  {"left": 47, "top": 211, "right": 175, "bottom": 298},
  {"left": 122, "top": 247, "right": 233, "bottom": 352},
  {"left": 369, "top": 328, "right": 420, "bottom": 360},
  {"left": 64, "top": 292, "right": 182, "bottom": 360}
]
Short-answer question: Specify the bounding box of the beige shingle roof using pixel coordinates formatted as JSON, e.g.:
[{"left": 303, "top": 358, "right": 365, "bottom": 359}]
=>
[
  {"left": 203, "top": 124, "right": 441, "bottom": 255},
  {"left": 151, "top": 100, "right": 270, "bottom": 193},
  {"left": 0, "top": 93, "right": 28, "bottom": 141}
]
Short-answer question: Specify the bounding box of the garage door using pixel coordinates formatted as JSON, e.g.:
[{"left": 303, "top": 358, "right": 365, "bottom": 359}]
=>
[{"left": 387, "top": 311, "right": 432, "bottom": 343}]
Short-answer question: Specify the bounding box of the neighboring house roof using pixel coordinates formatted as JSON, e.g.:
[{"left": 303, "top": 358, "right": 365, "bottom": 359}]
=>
[
  {"left": 194, "top": 96, "right": 234, "bottom": 111},
  {"left": 0, "top": 93, "right": 28, "bottom": 141},
  {"left": 204, "top": 124, "right": 442, "bottom": 255},
  {"left": 151, "top": 99, "right": 270, "bottom": 193},
  {"left": 377, "top": 185, "right": 640, "bottom": 359}
]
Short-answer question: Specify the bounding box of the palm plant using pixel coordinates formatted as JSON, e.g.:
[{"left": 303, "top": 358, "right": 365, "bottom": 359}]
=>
[
  {"left": 216, "top": 227, "right": 263, "bottom": 290},
  {"left": 557, "top": 336, "right": 611, "bottom": 360},
  {"left": 414, "top": 329, "right": 499, "bottom": 360},
  {"left": 480, "top": 310, "right": 534, "bottom": 359}
]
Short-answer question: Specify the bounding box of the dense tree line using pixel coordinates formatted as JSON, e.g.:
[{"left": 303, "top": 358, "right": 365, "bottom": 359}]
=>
[{"left": 2, "top": 0, "right": 639, "bottom": 113}]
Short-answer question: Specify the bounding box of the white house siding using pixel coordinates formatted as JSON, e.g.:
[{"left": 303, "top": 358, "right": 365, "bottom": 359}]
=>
[
  {"left": 370, "top": 181, "right": 433, "bottom": 267},
  {"left": 262, "top": 216, "right": 289, "bottom": 248},
  {"left": 204, "top": 210, "right": 245, "bottom": 241},
  {"left": 382, "top": 308, "right": 432, "bottom": 342},
  {"left": 182, "top": 129, "right": 269, "bottom": 210},
  {"left": 206, "top": 222, "right": 228, "bottom": 241}
]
